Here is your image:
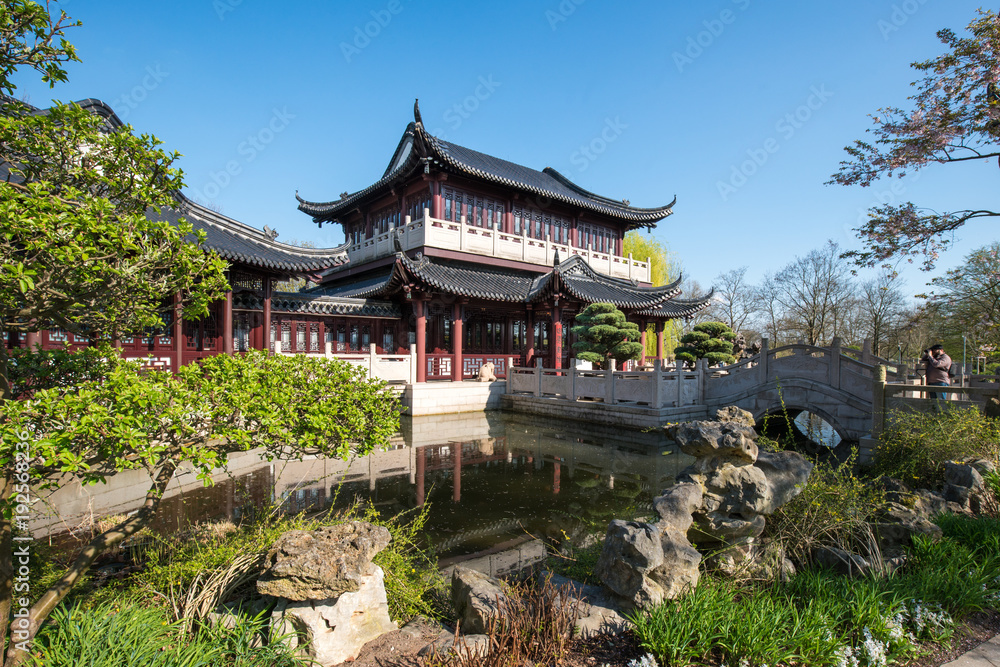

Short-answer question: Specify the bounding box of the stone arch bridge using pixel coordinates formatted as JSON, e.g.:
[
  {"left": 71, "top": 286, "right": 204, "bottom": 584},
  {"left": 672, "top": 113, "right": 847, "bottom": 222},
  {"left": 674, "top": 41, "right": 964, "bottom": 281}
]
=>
[
  {"left": 702, "top": 341, "right": 882, "bottom": 442},
  {"left": 506, "top": 341, "right": 900, "bottom": 441}
]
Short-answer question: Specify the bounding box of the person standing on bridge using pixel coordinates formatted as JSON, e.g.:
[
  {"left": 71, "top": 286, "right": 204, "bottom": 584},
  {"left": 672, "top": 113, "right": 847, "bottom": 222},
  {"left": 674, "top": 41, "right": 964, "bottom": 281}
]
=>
[{"left": 921, "top": 344, "right": 952, "bottom": 401}]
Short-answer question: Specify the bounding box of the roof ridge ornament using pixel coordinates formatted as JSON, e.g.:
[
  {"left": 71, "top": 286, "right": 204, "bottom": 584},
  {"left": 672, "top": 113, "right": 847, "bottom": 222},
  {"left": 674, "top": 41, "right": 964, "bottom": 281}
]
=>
[
  {"left": 553, "top": 247, "right": 560, "bottom": 266},
  {"left": 262, "top": 225, "right": 278, "bottom": 240},
  {"left": 413, "top": 98, "right": 423, "bottom": 125}
]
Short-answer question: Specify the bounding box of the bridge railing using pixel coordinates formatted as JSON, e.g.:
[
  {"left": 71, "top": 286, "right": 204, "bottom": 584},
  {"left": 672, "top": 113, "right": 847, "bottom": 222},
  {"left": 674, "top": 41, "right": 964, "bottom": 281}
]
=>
[{"left": 870, "top": 365, "right": 1000, "bottom": 439}]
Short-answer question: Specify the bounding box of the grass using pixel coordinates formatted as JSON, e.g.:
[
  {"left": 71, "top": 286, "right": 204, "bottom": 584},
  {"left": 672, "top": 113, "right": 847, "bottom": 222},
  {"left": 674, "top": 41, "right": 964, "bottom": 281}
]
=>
[{"left": 631, "top": 513, "right": 1000, "bottom": 667}]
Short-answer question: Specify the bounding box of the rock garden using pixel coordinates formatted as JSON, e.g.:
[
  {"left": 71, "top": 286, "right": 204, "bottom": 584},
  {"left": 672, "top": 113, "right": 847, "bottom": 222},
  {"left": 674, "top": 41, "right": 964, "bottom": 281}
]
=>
[{"left": 23, "top": 404, "right": 1000, "bottom": 667}]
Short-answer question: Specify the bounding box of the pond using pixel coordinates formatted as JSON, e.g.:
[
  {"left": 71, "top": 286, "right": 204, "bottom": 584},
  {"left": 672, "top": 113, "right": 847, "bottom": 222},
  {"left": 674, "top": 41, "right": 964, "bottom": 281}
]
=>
[{"left": 33, "top": 412, "right": 692, "bottom": 560}]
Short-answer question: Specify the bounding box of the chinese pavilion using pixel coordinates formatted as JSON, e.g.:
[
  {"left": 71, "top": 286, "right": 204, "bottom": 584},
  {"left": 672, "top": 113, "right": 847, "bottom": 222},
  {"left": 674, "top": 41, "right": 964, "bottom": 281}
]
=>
[
  {"left": 295, "top": 101, "right": 710, "bottom": 380},
  {"left": 9, "top": 99, "right": 710, "bottom": 379}
]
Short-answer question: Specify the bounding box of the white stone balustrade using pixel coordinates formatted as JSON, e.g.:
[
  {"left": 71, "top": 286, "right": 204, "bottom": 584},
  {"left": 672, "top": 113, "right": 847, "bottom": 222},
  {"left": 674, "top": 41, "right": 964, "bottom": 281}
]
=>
[{"left": 346, "top": 210, "right": 650, "bottom": 283}]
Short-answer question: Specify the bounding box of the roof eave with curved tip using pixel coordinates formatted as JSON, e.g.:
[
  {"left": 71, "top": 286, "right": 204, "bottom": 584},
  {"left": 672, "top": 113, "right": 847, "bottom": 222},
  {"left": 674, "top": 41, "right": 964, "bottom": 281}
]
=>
[
  {"left": 296, "top": 101, "right": 676, "bottom": 227},
  {"left": 158, "top": 192, "right": 350, "bottom": 274}
]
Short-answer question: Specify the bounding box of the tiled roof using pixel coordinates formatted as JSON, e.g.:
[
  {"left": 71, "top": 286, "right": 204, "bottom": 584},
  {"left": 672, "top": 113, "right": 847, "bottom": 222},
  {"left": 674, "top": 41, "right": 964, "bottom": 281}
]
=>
[
  {"left": 548, "top": 255, "right": 683, "bottom": 310},
  {"left": 153, "top": 193, "right": 349, "bottom": 274},
  {"left": 297, "top": 102, "right": 675, "bottom": 227},
  {"left": 233, "top": 291, "right": 399, "bottom": 318},
  {"left": 635, "top": 293, "right": 715, "bottom": 320},
  {"left": 318, "top": 252, "right": 699, "bottom": 319}
]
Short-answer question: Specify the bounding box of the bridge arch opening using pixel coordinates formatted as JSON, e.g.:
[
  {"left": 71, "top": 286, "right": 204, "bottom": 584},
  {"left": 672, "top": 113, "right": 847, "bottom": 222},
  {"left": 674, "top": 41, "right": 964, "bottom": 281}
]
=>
[{"left": 755, "top": 404, "right": 847, "bottom": 454}]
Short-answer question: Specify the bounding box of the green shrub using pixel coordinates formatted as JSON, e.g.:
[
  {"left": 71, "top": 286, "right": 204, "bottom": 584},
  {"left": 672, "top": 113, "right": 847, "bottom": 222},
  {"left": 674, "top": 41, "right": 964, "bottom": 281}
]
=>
[
  {"left": 765, "top": 450, "right": 888, "bottom": 565},
  {"left": 870, "top": 407, "right": 1000, "bottom": 488}
]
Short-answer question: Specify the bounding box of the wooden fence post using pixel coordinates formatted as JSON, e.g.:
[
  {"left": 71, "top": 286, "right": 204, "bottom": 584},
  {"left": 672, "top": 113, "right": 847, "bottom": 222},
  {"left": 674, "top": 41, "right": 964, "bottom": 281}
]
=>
[{"left": 872, "top": 364, "right": 887, "bottom": 439}]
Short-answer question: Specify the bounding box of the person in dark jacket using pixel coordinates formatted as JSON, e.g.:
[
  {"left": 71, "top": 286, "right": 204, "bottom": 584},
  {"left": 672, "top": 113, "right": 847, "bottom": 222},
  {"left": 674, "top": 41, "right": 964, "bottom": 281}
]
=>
[{"left": 921, "top": 343, "right": 952, "bottom": 401}]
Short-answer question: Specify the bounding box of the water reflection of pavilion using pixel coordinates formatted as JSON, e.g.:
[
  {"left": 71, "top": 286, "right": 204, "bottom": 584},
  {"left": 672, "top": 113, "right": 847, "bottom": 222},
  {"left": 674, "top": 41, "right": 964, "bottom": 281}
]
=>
[{"left": 34, "top": 412, "right": 690, "bottom": 557}]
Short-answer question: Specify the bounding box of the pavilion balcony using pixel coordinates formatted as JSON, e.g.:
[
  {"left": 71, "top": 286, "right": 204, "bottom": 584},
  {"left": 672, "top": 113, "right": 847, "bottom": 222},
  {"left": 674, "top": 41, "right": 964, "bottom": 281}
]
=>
[{"left": 346, "top": 209, "right": 651, "bottom": 283}]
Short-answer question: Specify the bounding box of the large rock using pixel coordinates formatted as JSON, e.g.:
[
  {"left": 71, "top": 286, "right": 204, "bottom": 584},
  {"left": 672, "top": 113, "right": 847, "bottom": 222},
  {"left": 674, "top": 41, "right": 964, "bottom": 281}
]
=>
[
  {"left": 684, "top": 464, "right": 770, "bottom": 545},
  {"left": 715, "top": 406, "right": 755, "bottom": 427},
  {"left": 595, "top": 520, "right": 700, "bottom": 608},
  {"left": 271, "top": 565, "right": 396, "bottom": 665},
  {"left": 669, "top": 421, "right": 759, "bottom": 465},
  {"left": 755, "top": 450, "right": 814, "bottom": 514},
  {"left": 653, "top": 483, "right": 703, "bottom": 534},
  {"left": 876, "top": 503, "right": 943, "bottom": 554},
  {"left": 451, "top": 567, "right": 507, "bottom": 635},
  {"left": 257, "top": 522, "right": 391, "bottom": 601},
  {"left": 595, "top": 521, "right": 665, "bottom": 608}
]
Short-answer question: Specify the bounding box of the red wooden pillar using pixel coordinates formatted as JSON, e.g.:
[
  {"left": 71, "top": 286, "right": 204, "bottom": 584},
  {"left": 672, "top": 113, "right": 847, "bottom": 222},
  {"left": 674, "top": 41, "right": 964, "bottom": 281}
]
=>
[
  {"left": 416, "top": 447, "right": 426, "bottom": 507},
  {"left": 656, "top": 321, "right": 665, "bottom": 361},
  {"left": 223, "top": 290, "right": 234, "bottom": 355},
  {"left": 25, "top": 331, "right": 41, "bottom": 350},
  {"left": 553, "top": 460, "right": 561, "bottom": 495},
  {"left": 415, "top": 296, "right": 427, "bottom": 382},
  {"left": 453, "top": 442, "right": 462, "bottom": 503},
  {"left": 525, "top": 308, "right": 535, "bottom": 366},
  {"left": 640, "top": 321, "right": 647, "bottom": 366},
  {"left": 431, "top": 178, "right": 443, "bottom": 219},
  {"left": 262, "top": 277, "right": 272, "bottom": 352},
  {"left": 452, "top": 301, "right": 464, "bottom": 382},
  {"left": 172, "top": 291, "right": 183, "bottom": 372},
  {"left": 551, "top": 305, "right": 563, "bottom": 370}
]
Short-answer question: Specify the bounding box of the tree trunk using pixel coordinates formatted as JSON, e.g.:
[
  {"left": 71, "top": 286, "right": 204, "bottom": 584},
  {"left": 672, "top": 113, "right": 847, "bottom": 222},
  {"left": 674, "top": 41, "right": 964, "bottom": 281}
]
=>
[{"left": 3, "top": 461, "right": 177, "bottom": 667}]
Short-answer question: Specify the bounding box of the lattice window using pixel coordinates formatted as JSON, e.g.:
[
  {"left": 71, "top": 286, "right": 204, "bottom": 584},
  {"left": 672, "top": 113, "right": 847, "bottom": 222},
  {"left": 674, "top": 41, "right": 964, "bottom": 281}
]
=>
[
  {"left": 405, "top": 192, "right": 432, "bottom": 221},
  {"left": 229, "top": 270, "right": 263, "bottom": 292},
  {"left": 371, "top": 204, "right": 400, "bottom": 235},
  {"left": 295, "top": 323, "right": 306, "bottom": 351},
  {"left": 362, "top": 325, "right": 371, "bottom": 351},
  {"left": 48, "top": 328, "right": 67, "bottom": 343},
  {"left": 337, "top": 324, "right": 347, "bottom": 352},
  {"left": 280, "top": 322, "right": 291, "bottom": 350},
  {"left": 309, "top": 322, "right": 320, "bottom": 351},
  {"left": 382, "top": 327, "right": 394, "bottom": 353},
  {"left": 349, "top": 324, "right": 359, "bottom": 351},
  {"left": 235, "top": 314, "right": 251, "bottom": 352}
]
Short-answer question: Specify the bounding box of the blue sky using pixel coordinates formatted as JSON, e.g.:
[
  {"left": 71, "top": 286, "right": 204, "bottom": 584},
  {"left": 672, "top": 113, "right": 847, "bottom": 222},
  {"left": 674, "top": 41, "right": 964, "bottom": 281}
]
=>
[{"left": 15, "top": 0, "right": 996, "bottom": 299}]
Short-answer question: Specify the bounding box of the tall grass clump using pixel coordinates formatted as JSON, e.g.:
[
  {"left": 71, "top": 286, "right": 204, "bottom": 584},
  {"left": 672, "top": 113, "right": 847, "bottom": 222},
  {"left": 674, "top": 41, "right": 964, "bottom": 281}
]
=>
[
  {"left": 870, "top": 407, "right": 1000, "bottom": 488},
  {"left": 765, "top": 450, "right": 888, "bottom": 565},
  {"left": 30, "top": 601, "right": 310, "bottom": 667}
]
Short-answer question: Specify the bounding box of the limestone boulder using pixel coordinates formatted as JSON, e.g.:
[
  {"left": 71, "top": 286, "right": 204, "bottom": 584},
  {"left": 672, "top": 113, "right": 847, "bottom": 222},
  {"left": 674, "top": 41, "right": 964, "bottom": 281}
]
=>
[
  {"left": 595, "top": 521, "right": 665, "bottom": 608},
  {"left": 451, "top": 567, "right": 507, "bottom": 635},
  {"left": 270, "top": 566, "right": 396, "bottom": 665},
  {"left": 715, "top": 406, "right": 755, "bottom": 427},
  {"left": 668, "top": 421, "right": 759, "bottom": 465},
  {"left": 257, "top": 522, "right": 391, "bottom": 601},
  {"left": 876, "top": 503, "right": 943, "bottom": 554},
  {"left": 754, "top": 450, "right": 813, "bottom": 515},
  {"left": 653, "top": 483, "right": 703, "bottom": 534},
  {"left": 650, "top": 530, "right": 701, "bottom": 599}
]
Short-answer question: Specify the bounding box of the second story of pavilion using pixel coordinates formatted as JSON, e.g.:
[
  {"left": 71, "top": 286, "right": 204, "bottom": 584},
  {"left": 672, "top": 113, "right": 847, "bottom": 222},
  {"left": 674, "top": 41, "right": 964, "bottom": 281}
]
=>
[{"left": 296, "top": 101, "right": 676, "bottom": 286}]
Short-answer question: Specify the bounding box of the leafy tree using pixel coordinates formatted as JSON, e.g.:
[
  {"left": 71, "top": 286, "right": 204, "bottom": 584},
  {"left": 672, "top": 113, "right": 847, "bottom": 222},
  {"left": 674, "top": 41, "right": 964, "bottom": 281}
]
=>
[
  {"left": 1, "top": 351, "right": 399, "bottom": 660},
  {"left": 674, "top": 321, "right": 736, "bottom": 366},
  {"left": 921, "top": 241, "right": 1000, "bottom": 358},
  {"left": 623, "top": 231, "right": 682, "bottom": 356},
  {"left": 571, "top": 303, "right": 642, "bottom": 368},
  {"left": 830, "top": 9, "right": 1000, "bottom": 271},
  {"left": 0, "top": 2, "right": 390, "bottom": 663}
]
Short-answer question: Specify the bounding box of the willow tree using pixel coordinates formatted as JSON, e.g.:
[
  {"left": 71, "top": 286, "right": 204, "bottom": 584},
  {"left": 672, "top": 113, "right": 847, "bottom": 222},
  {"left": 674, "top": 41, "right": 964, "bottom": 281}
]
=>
[{"left": 623, "top": 231, "right": 682, "bottom": 357}]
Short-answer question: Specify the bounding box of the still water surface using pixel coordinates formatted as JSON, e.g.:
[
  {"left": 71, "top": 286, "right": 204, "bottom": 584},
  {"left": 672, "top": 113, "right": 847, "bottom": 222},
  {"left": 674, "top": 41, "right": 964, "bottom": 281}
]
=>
[{"left": 37, "top": 412, "right": 689, "bottom": 559}]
